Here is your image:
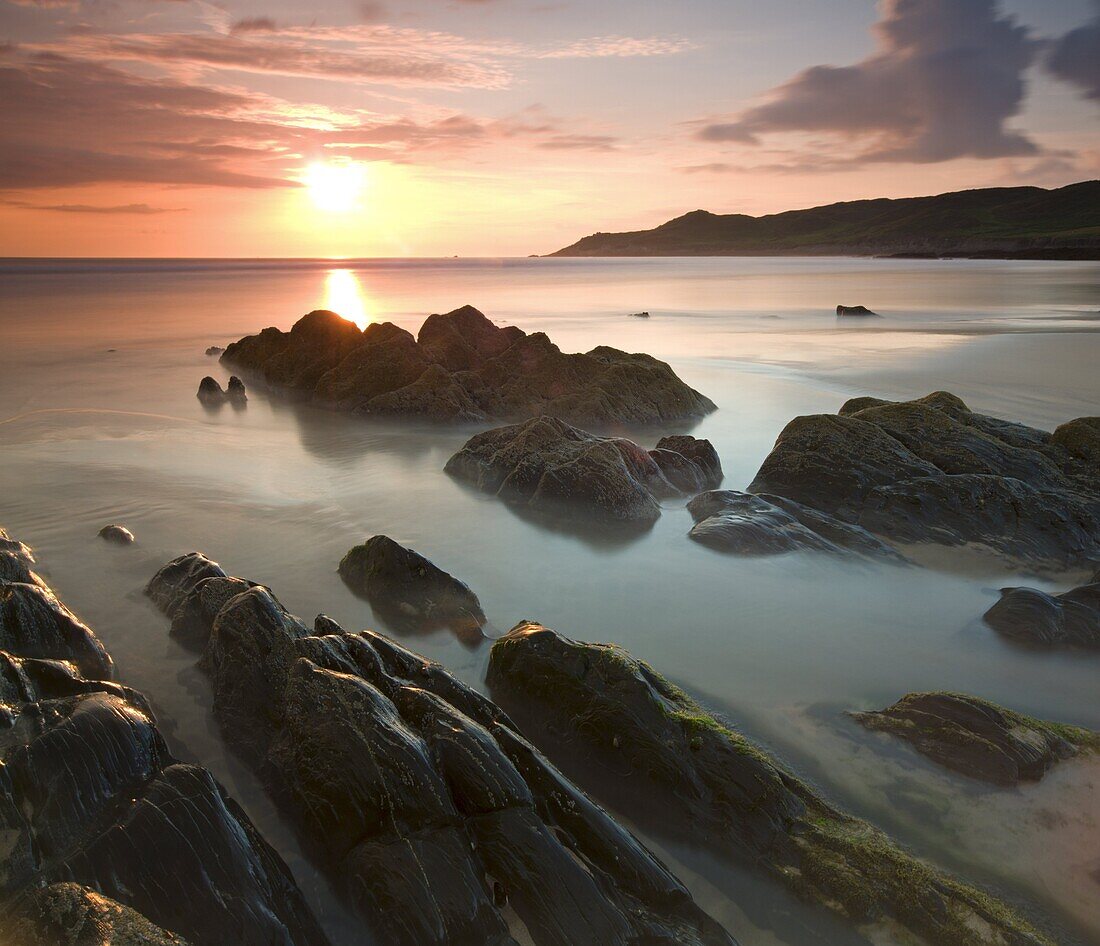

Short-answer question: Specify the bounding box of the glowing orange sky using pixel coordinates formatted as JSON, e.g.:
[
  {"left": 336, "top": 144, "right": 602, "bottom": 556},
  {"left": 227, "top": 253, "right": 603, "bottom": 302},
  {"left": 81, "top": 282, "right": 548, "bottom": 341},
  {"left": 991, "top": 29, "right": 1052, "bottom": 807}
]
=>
[{"left": 0, "top": 0, "right": 1097, "bottom": 257}]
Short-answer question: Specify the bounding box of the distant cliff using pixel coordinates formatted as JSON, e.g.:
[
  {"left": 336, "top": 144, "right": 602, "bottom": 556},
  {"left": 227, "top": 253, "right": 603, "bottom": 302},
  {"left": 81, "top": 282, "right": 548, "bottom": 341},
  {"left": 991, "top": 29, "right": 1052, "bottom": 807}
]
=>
[{"left": 551, "top": 181, "right": 1100, "bottom": 259}]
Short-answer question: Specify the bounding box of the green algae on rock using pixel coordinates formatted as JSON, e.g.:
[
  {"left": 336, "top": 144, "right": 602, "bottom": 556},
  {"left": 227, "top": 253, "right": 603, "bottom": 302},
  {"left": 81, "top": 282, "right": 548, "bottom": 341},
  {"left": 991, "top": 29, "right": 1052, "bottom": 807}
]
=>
[{"left": 487, "top": 622, "right": 1057, "bottom": 946}]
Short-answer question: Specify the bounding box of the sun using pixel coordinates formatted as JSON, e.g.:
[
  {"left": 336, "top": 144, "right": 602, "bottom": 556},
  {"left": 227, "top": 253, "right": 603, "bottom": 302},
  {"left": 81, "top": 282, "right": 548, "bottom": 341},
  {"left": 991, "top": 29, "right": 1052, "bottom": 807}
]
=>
[{"left": 304, "top": 161, "right": 365, "bottom": 213}]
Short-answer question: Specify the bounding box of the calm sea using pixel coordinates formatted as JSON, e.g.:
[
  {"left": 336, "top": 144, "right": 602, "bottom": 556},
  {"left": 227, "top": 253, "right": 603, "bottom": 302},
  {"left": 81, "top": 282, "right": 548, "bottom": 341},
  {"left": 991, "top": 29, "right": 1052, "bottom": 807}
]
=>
[{"left": 1, "top": 257, "right": 1098, "bottom": 945}]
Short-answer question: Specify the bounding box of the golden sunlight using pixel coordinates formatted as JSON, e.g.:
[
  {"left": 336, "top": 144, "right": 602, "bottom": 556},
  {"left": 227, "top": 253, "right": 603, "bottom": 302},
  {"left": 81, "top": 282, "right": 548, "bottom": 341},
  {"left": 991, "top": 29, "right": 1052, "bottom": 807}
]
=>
[
  {"left": 305, "top": 161, "right": 365, "bottom": 213},
  {"left": 322, "top": 268, "right": 371, "bottom": 329}
]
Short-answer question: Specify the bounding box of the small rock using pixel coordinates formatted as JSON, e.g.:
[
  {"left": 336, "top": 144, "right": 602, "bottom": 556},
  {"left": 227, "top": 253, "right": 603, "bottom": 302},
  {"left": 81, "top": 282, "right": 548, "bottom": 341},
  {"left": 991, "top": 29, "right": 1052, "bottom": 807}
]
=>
[
  {"left": 226, "top": 376, "right": 248, "bottom": 401},
  {"left": 852, "top": 692, "right": 1095, "bottom": 785},
  {"left": 338, "top": 535, "right": 486, "bottom": 637},
  {"left": 205, "top": 346, "right": 225, "bottom": 356},
  {"left": 983, "top": 576, "right": 1100, "bottom": 649},
  {"left": 629, "top": 311, "right": 651, "bottom": 318},
  {"left": 836, "top": 304, "right": 879, "bottom": 316},
  {"left": 98, "top": 524, "right": 135, "bottom": 545},
  {"left": 197, "top": 376, "right": 225, "bottom": 403}
]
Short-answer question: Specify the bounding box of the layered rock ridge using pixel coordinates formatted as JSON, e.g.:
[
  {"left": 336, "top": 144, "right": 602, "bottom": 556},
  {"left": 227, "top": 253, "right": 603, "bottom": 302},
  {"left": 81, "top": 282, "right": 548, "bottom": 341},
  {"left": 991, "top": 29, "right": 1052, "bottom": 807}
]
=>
[
  {"left": 0, "top": 529, "right": 329, "bottom": 946},
  {"left": 221, "top": 306, "right": 716, "bottom": 425},
  {"left": 146, "top": 551, "right": 738, "bottom": 946}
]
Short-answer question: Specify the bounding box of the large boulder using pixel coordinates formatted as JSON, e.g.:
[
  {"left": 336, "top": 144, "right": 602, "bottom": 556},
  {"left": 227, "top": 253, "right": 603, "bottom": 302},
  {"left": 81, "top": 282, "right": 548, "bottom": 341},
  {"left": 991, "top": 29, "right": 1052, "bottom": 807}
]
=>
[
  {"left": 147, "top": 553, "right": 738, "bottom": 946},
  {"left": 487, "top": 623, "right": 1056, "bottom": 946},
  {"left": 687, "top": 490, "right": 904, "bottom": 559},
  {"left": 983, "top": 575, "right": 1100, "bottom": 648},
  {"left": 852, "top": 692, "right": 1095, "bottom": 785},
  {"left": 445, "top": 416, "right": 721, "bottom": 525},
  {"left": 338, "top": 535, "right": 486, "bottom": 638},
  {"left": 0, "top": 530, "right": 329, "bottom": 946},
  {"left": 748, "top": 393, "right": 1100, "bottom": 569},
  {"left": 222, "top": 306, "right": 716, "bottom": 426}
]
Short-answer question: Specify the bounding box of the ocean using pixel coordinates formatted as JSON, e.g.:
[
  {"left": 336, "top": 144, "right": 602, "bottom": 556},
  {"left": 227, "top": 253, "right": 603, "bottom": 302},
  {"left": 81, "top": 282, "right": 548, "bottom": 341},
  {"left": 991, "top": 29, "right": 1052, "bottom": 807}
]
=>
[{"left": 1, "top": 256, "right": 1098, "bottom": 945}]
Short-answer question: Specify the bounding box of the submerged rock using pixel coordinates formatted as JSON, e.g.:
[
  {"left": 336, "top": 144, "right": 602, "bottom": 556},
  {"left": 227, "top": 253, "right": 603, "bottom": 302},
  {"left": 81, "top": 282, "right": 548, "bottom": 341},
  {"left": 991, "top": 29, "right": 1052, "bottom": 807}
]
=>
[
  {"left": 983, "top": 575, "right": 1100, "bottom": 649},
  {"left": 221, "top": 306, "right": 715, "bottom": 425},
  {"left": 147, "top": 552, "right": 737, "bottom": 946},
  {"left": 687, "top": 490, "right": 903, "bottom": 559},
  {"left": 338, "top": 535, "right": 486, "bottom": 638},
  {"left": 835, "top": 305, "right": 878, "bottom": 316},
  {"left": 98, "top": 523, "right": 135, "bottom": 545},
  {"left": 488, "top": 623, "right": 1057, "bottom": 946},
  {"left": 445, "top": 416, "right": 722, "bottom": 524},
  {"left": 0, "top": 530, "right": 329, "bottom": 946},
  {"left": 748, "top": 392, "right": 1100, "bottom": 569},
  {"left": 852, "top": 692, "right": 1096, "bottom": 785}
]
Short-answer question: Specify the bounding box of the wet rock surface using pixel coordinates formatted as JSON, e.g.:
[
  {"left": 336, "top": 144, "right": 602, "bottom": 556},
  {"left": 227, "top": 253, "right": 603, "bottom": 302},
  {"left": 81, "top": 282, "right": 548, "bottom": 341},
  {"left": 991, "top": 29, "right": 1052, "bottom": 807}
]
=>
[
  {"left": 147, "top": 551, "right": 738, "bottom": 946},
  {"left": 488, "top": 622, "right": 1057, "bottom": 946},
  {"left": 445, "top": 415, "right": 722, "bottom": 524},
  {"left": 98, "top": 523, "right": 135, "bottom": 545},
  {"left": 0, "top": 883, "right": 189, "bottom": 945},
  {"left": 983, "top": 573, "right": 1100, "bottom": 648},
  {"left": 687, "top": 490, "right": 904, "bottom": 559},
  {"left": 748, "top": 392, "right": 1100, "bottom": 569},
  {"left": 0, "top": 530, "right": 329, "bottom": 946},
  {"left": 221, "top": 306, "right": 716, "bottom": 425},
  {"left": 338, "top": 535, "right": 486, "bottom": 639},
  {"left": 853, "top": 692, "right": 1096, "bottom": 785}
]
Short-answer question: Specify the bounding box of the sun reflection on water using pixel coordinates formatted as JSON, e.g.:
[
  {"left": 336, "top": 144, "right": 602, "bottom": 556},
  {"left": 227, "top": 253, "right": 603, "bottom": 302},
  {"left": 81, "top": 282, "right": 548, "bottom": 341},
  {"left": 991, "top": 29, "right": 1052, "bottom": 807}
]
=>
[{"left": 322, "top": 269, "right": 371, "bottom": 329}]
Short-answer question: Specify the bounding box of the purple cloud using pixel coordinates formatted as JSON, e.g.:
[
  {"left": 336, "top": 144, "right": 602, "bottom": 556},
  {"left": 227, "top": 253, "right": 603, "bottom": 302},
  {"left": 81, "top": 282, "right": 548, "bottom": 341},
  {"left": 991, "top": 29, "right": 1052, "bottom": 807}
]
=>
[{"left": 1047, "top": 1, "right": 1100, "bottom": 103}]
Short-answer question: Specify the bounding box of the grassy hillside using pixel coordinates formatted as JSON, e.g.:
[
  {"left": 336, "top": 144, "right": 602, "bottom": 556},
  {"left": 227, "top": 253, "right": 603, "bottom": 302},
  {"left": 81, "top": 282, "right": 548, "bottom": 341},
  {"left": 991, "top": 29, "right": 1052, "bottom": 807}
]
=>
[{"left": 551, "top": 181, "right": 1100, "bottom": 259}]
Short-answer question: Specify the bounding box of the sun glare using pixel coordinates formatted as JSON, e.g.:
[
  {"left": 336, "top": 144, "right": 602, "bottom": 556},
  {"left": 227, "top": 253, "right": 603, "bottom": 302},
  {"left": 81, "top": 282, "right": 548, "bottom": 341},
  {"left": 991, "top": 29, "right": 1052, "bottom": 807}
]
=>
[
  {"left": 323, "top": 269, "right": 371, "bottom": 329},
  {"left": 305, "top": 161, "right": 365, "bottom": 213}
]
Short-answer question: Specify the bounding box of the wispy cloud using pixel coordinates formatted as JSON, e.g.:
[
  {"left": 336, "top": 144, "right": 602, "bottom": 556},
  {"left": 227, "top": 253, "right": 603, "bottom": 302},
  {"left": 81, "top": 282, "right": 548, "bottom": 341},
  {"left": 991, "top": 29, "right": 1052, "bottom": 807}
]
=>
[
  {"left": 697, "top": 0, "right": 1039, "bottom": 165},
  {"left": 1, "top": 198, "right": 186, "bottom": 213}
]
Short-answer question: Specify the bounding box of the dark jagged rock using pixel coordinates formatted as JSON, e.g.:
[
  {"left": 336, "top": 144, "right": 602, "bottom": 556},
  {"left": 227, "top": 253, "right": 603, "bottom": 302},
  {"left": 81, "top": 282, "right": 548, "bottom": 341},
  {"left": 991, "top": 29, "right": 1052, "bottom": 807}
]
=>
[
  {"left": 145, "top": 552, "right": 227, "bottom": 615},
  {"left": 0, "top": 527, "right": 41, "bottom": 585},
  {"left": 983, "top": 576, "right": 1100, "bottom": 649},
  {"left": 0, "top": 883, "right": 189, "bottom": 945},
  {"left": 227, "top": 375, "right": 248, "bottom": 400},
  {"left": 445, "top": 416, "right": 722, "bottom": 524},
  {"left": 147, "top": 553, "right": 738, "bottom": 946},
  {"left": 0, "top": 530, "right": 329, "bottom": 946},
  {"left": 205, "top": 346, "right": 225, "bottom": 356},
  {"left": 196, "top": 376, "right": 225, "bottom": 403},
  {"left": 687, "top": 490, "right": 904, "bottom": 559},
  {"left": 852, "top": 692, "right": 1097, "bottom": 786},
  {"left": 197, "top": 376, "right": 246, "bottom": 405},
  {"left": 835, "top": 305, "right": 878, "bottom": 316},
  {"left": 98, "top": 523, "right": 135, "bottom": 545},
  {"left": 221, "top": 306, "right": 715, "bottom": 426},
  {"left": 0, "top": 580, "right": 113, "bottom": 679},
  {"left": 488, "top": 623, "right": 1056, "bottom": 946},
  {"left": 748, "top": 392, "right": 1100, "bottom": 569},
  {"left": 338, "top": 535, "right": 486, "bottom": 638}
]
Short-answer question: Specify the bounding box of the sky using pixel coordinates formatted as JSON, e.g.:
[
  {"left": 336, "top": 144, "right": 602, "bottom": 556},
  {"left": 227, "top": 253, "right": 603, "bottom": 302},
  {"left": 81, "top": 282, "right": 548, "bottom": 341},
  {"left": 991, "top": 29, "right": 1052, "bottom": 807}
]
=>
[{"left": 0, "top": 0, "right": 1098, "bottom": 257}]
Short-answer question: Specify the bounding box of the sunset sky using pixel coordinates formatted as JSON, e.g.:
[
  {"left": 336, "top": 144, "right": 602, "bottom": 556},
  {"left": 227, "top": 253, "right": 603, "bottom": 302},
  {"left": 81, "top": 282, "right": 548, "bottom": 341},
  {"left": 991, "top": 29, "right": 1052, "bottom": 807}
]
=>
[{"left": 1, "top": 0, "right": 1098, "bottom": 257}]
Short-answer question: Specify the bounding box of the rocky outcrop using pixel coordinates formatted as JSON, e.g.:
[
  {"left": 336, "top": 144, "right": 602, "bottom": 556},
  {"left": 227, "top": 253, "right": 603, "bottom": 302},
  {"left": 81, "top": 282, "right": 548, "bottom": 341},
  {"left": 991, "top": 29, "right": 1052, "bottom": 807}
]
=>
[
  {"left": 338, "top": 535, "right": 486, "bottom": 638},
  {"left": 488, "top": 623, "right": 1056, "bottom": 946},
  {"left": 98, "top": 523, "right": 135, "bottom": 545},
  {"left": 205, "top": 345, "right": 225, "bottom": 356},
  {"left": 747, "top": 392, "right": 1100, "bottom": 569},
  {"left": 687, "top": 490, "right": 904, "bottom": 559},
  {"left": 445, "top": 416, "right": 722, "bottom": 524},
  {"left": 221, "top": 306, "right": 715, "bottom": 426},
  {"left": 0, "top": 531, "right": 329, "bottom": 946},
  {"left": 853, "top": 692, "right": 1096, "bottom": 785},
  {"left": 196, "top": 375, "right": 247, "bottom": 405},
  {"left": 835, "top": 305, "right": 878, "bottom": 316},
  {"left": 0, "top": 883, "right": 189, "bottom": 945},
  {"left": 983, "top": 572, "right": 1100, "bottom": 648},
  {"left": 146, "top": 553, "right": 737, "bottom": 946}
]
